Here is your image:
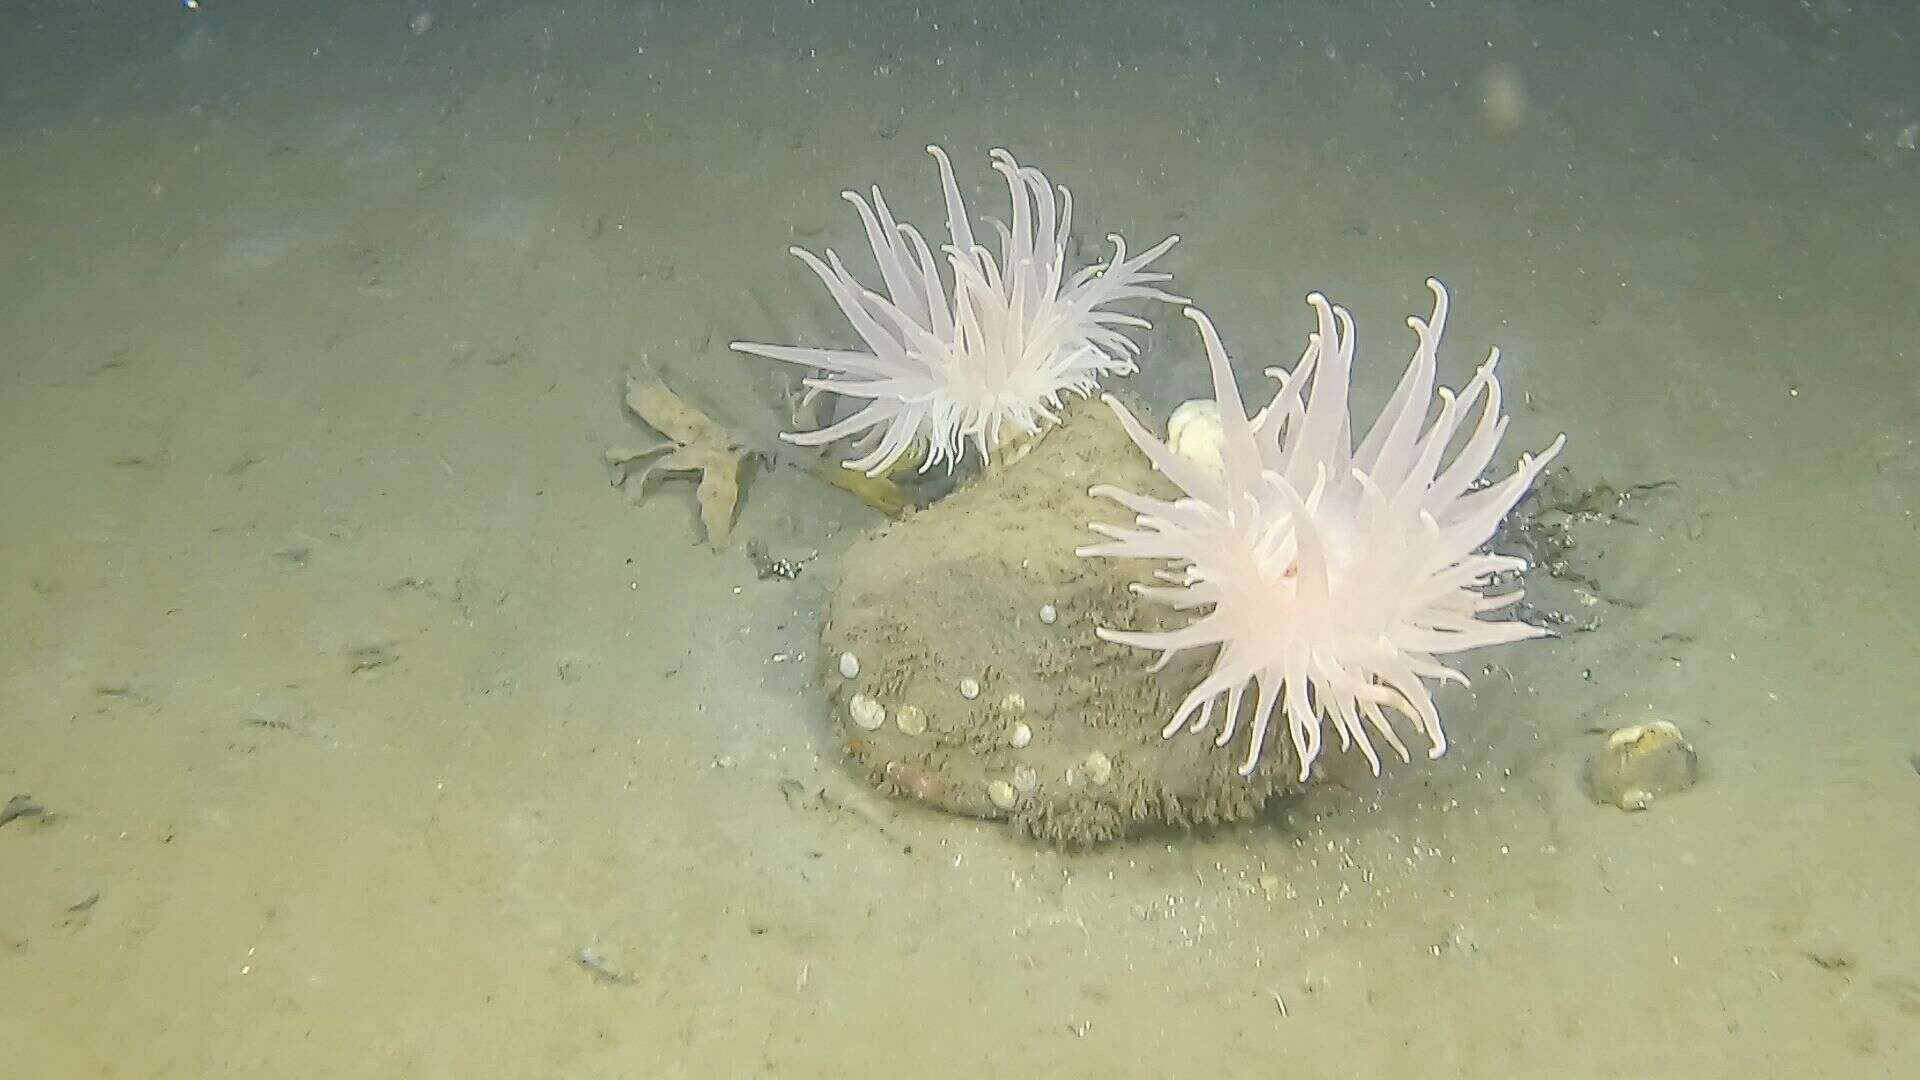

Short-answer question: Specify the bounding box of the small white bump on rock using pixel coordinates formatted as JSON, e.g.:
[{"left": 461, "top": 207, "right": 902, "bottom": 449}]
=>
[
  {"left": 987, "top": 780, "right": 1017, "bottom": 810},
  {"left": 1009, "top": 722, "right": 1033, "bottom": 749},
  {"left": 1038, "top": 603, "right": 1058, "bottom": 625},
  {"left": 838, "top": 652, "right": 860, "bottom": 679},
  {"left": 848, "top": 693, "right": 886, "bottom": 730}
]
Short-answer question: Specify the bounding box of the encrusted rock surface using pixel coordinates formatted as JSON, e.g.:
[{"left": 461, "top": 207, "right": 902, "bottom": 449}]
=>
[{"left": 820, "top": 398, "right": 1301, "bottom": 846}]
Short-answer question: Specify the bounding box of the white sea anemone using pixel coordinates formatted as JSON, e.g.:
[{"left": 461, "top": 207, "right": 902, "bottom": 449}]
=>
[
  {"left": 1079, "top": 280, "right": 1565, "bottom": 780},
  {"left": 731, "top": 146, "right": 1182, "bottom": 475}
]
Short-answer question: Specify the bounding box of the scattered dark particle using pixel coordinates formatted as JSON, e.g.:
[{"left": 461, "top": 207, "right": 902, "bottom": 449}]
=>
[
  {"left": 575, "top": 946, "right": 634, "bottom": 985},
  {"left": 1909, "top": 752, "right": 1920, "bottom": 777},
  {"left": 270, "top": 546, "right": 310, "bottom": 567},
  {"left": 110, "top": 454, "right": 160, "bottom": 469},
  {"left": 1806, "top": 948, "right": 1854, "bottom": 971},
  {"left": 224, "top": 455, "right": 261, "bottom": 476},
  {"left": 386, "top": 576, "right": 432, "bottom": 594},
  {"left": 1, "top": 795, "right": 48, "bottom": 828},
  {"left": 476, "top": 671, "right": 517, "bottom": 698},
  {"left": 746, "top": 542, "right": 815, "bottom": 582},
  {"left": 94, "top": 682, "right": 139, "bottom": 699},
  {"left": 59, "top": 891, "right": 99, "bottom": 931},
  {"left": 349, "top": 644, "right": 397, "bottom": 674},
  {"left": 244, "top": 715, "right": 295, "bottom": 732}
]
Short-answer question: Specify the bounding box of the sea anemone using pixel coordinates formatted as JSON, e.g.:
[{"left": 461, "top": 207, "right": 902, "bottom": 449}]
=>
[
  {"left": 1079, "top": 280, "right": 1565, "bottom": 779},
  {"left": 731, "top": 146, "right": 1182, "bottom": 476}
]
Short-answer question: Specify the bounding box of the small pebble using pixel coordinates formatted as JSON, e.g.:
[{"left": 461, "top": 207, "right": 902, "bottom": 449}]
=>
[
  {"left": 1009, "top": 721, "right": 1032, "bottom": 749},
  {"left": 848, "top": 693, "right": 886, "bottom": 730},
  {"left": 838, "top": 652, "right": 860, "bottom": 679},
  {"left": 1082, "top": 750, "right": 1113, "bottom": 785},
  {"left": 958, "top": 676, "right": 981, "bottom": 700},
  {"left": 1038, "top": 603, "right": 1058, "bottom": 625},
  {"left": 1585, "top": 719, "right": 1697, "bottom": 811},
  {"left": 987, "top": 779, "right": 1017, "bottom": 810},
  {"left": 894, "top": 704, "right": 927, "bottom": 736}
]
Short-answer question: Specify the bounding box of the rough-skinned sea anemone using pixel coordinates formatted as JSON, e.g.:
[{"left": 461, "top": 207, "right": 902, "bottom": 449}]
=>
[
  {"left": 1079, "top": 280, "right": 1565, "bottom": 779},
  {"left": 732, "top": 146, "right": 1181, "bottom": 475}
]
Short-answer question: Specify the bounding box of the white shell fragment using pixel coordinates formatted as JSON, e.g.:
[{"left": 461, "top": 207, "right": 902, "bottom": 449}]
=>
[
  {"left": 838, "top": 652, "right": 861, "bottom": 679},
  {"left": 1586, "top": 719, "right": 1698, "bottom": 811},
  {"left": 848, "top": 693, "right": 886, "bottom": 730},
  {"left": 988, "top": 779, "right": 1017, "bottom": 810},
  {"left": 1009, "top": 722, "right": 1033, "bottom": 749},
  {"left": 894, "top": 704, "right": 928, "bottom": 736},
  {"left": 1012, "top": 765, "right": 1038, "bottom": 794},
  {"left": 1038, "top": 603, "right": 1058, "bottom": 625},
  {"left": 958, "top": 676, "right": 981, "bottom": 700}
]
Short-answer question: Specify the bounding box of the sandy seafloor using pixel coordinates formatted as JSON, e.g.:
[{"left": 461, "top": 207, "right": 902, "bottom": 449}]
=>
[{"left": 1, "top": 1, "right": 1917, "bottom": 1076}]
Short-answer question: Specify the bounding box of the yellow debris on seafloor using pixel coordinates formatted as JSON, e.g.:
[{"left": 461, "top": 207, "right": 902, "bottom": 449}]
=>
[{"left": 605, "top": 370, "right": 753, "bottom": 548}]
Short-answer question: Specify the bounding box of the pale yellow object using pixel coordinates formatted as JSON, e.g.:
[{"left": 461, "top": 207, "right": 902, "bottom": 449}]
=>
[
  {"left": 1166, "top": 398, "right": 1226, "bottom": 483},
  {"left": 799, "top": 458, "right": 910, "bottom": 518},
  {"left": 1586, "top": 719, "right": 1699, "bottom": 811},
  {"left": 605, "top": 371, "right": 751, "bottom": 548}
]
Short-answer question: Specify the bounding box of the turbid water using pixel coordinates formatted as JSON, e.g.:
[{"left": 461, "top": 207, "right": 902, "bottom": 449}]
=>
[{"left": 2, "top": 2, "right": 1917, "bottom": 1076}]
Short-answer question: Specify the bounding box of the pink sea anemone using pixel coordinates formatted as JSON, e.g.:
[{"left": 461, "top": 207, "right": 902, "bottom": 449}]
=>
[
  {"left": 733, "top": 146, "right": 1181, "bottom": 475},
  {"left": 1080, "top": 280, "right": 1565, "bottom": 779}
]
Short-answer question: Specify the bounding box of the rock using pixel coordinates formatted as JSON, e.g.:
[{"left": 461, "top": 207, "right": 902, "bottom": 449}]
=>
[
  {"left": 818, "top": 397, "right": 1301, "bottom": 846},
  {"left": 1585, "top": 719, "right": 1698, "bottom": 811}
]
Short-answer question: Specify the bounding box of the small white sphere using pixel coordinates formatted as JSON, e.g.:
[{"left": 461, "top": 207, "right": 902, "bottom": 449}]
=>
[
  {"left": 1038, "top": 603, "right": 1058, "bottom": 625},
  {"left": 1009, "top": 722, "right": 1032, "bottom": 749},
  {"left": 1166, "top": 399, "right": 1227, "bottom": 483},
  {"left": 958, "top": 676, "right": 981, "bottom": 700},
  {"left": 838, "top": 651, "right": 860, "bottom": 679}
]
